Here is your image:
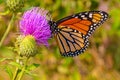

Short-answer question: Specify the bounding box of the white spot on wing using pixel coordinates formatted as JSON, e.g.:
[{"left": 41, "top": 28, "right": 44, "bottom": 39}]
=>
[
  {"left": 101, "top": 13, "right": 103, "bottom": 16},
  {"left": 81, "top": 15, "right": 85, "bottom": 18},
  {"left": 89, "top": 13, "right": 92, "bottom": 18},
  {"left": 75, "top": 16, "right": 78, "bottom": 18}
]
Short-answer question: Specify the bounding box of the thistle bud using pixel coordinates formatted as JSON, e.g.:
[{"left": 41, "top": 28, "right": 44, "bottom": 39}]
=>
[
  {"left": 6, "top": 0, "right": 24, "bottom": 12},
  {"left": 19, "top": 35, "right": 37, "bottom": 57}
]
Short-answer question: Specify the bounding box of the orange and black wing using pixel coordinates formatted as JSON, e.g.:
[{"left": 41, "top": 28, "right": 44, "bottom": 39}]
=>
[
  {"left": 52, "top": 11, "right": 108, "bottom": 57},
  {"left": 54, "top": 26, "right": 89, "bottom": 56}
]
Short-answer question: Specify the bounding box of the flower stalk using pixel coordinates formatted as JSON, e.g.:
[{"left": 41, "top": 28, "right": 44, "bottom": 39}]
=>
[
  {"left": 12, "top": 67, "right": 19, "bottom": 80},
  {"left": 12, "top": 57, "right": 21, "bottom": 80},
  {"left": 12, "top": 57, "right": 29, "bottom": 80},
  {"left": 17, "top": 57, "right": 29, "bottom": 80},
  {"left": 0, "top": 14, "right": 15, "bottom": 47}
]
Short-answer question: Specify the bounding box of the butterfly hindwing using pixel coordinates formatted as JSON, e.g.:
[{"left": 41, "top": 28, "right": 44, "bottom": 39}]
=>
[
  {"left": 54, "top": 26, "right": 89, "bottom": 56},
  {"left": 51, "top": 11, "right": 108, "bottom": 57}
]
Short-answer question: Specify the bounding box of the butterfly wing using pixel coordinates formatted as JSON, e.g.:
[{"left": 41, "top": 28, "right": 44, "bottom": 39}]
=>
[
  {"left": 56, "top": 11, "right": 108, "bottom": 38},
  {"left": 54, "top": 26, "right": 89, "bottom": 56},
  {"left": 53, "top": 11, "right": 108, "bottom": 57}
]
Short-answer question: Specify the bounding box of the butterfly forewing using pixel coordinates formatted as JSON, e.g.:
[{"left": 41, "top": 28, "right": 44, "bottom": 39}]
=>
[{"left": 56, "top": 11, "right": 108, "bottom": 37}]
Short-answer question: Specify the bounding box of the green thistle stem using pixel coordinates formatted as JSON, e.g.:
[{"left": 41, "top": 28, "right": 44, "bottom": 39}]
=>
[
  {"left": 17, "top": 57, "right": 29, "bottom": 80},
  {"left": 0, "top": 14, "right": 15, "bottom": 47},
  {"left": 12, "top": 57, "right": 21, "bottom": 80},
  {"left": 12, "top": 66, "right": 19, "bottom": 80}
]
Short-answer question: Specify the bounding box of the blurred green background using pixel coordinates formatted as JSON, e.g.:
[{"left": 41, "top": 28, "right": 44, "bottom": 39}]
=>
[{"left": 0, "top": 0, "right": 120, "bottom": 80}]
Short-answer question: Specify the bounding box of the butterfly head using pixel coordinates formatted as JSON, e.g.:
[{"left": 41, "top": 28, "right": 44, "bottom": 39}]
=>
[{"left": 48, "top": 20, "right": 58, "bottom": 33}]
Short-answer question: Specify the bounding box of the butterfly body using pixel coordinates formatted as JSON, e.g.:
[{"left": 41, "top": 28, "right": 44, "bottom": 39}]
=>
[{"left": 49, "top": 11, "right": 108, "bottom": 57}]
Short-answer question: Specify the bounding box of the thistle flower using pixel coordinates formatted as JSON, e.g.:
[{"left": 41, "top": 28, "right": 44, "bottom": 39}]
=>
[
  {"left": 6, "top": 0, "right": 24, "bottom": 12},
  {"left": 18, "top": 7, "right": 51, "bottom": 57}
]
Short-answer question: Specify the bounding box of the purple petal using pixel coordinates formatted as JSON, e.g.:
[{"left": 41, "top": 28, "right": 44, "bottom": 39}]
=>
[{"left": 19, "top": 7, "right": 51, "bottom": 46}]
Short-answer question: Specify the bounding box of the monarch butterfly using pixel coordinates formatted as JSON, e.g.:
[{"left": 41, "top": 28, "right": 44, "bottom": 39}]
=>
[{"left": 49, "top": 11, "right": 108, "bottom": 57}]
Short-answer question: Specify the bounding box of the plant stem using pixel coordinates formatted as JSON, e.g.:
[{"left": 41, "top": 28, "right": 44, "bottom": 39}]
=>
[
  {"left": 17, "top": 57, "right": 29, "bottom": 80},
  {"left": 12, "top": 57, "right": 21, "bottom": 80},
  {"left": 0, "top": 14, "right": 15, "bottom": 47},
  {"left": 12, "top": 67, "right": 19, "bottom": 80}
]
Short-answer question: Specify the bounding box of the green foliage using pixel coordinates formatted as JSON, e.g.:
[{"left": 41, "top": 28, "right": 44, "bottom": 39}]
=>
[
  {"left": 71, "top": 70, "right": 81, "bottom": 80},
  {"left": 5, "top": 66, "right": 13, "bottom": 79},
  {"left": 9, "top": 61, "right": 21, "bottom": 68},
  {"left": 0, "top": 0, "right": 3, "bottom": 4},
  {"left": 27, "top": 63, "right": 40, "bottom": 71}
]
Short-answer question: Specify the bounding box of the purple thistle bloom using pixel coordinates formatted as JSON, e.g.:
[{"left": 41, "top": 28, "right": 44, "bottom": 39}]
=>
[{"left": 19, "top": 7, "right": 51, "bottom": 46}]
